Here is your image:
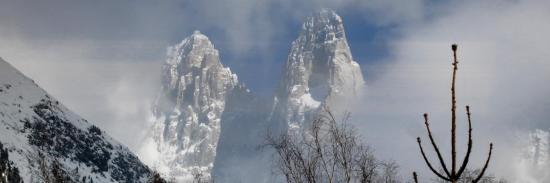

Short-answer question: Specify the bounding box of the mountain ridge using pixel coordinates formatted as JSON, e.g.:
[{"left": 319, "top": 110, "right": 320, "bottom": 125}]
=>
[
  {"left": 0, "top": 58, "right": 154, "bottom": 182},
  {"left": 271, "top": 9, "right": 365, "bottom": 134},
  {"left": 142, "top": 9, "right": 366, "bottom": 182},
  {"left": 141, "top": 30, "right": 245, "bottom": 181}
]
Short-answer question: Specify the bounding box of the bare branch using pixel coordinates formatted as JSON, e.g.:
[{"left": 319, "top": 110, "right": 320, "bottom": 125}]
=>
[
  {"left": 413, "top": 172, "right": 419, "bottom": 183},
  {"left": 473, "top": 143, "right": 493, "bottom": 183},
  {"left": 423, "top": 113, "right": 451, "bottom": 178},
  {"left": 451, "top": 43, "right": 459, "bottom": 178},
  {"left": 417, "top": 137, "right": 451, "bottom": 181},
  {"left": 456, "top": 105, "right": 473, "bottom": 178}
]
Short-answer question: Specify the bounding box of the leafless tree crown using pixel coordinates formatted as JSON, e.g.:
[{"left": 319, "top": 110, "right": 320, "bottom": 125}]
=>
[{"left": 265, "top": 107, "right": 400, "bottom": 183}]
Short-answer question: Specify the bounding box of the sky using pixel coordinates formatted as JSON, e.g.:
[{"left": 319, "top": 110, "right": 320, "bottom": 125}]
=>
[{"left": 1, "top": 0, "right": 550, "bottom": 182}]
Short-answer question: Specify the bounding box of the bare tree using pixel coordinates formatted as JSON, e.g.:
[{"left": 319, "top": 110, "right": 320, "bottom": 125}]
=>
[
  {"left": 413, "top": 44, "right": 493, "bottom": 183},
  {"left": 265, "top": 107, "right": 399, "bottom": 183},
  {"left": 378, "top": 162, "right": 399, "bottom": 183}
]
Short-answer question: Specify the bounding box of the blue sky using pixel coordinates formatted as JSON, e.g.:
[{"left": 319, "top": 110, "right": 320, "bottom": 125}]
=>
[
  {"left": 2, "top": 0, "right": 550, "bottom": 181},
  {"left": 213, "top": 9, "right": 395, "bottom": 95}
]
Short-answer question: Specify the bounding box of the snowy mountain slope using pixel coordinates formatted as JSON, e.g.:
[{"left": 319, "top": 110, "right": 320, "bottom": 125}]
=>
[
  {"left": 0, "top": 58, "right": 153, "bottom": 183},
  {"left": 271, "top": 9, "right": 365, "bottom": 133},
  {"left": 140, "top": 31, "right": 241, "bottom": 181}
]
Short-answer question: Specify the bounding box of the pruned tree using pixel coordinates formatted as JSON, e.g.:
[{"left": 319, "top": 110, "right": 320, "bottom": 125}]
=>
[
  {"left": 413, "top": 44, "right": 493, "bottom": 183},
  {"left": 265, "top": 107, "right": 399, "bottom": 183}
]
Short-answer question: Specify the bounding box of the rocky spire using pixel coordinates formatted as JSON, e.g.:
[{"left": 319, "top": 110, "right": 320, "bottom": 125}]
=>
[
  {"left": 273, "top": 9, "right": 365, "bottom": 132},
  {"left": 144, "top": 30, "right": 239, "bottom": 181}
]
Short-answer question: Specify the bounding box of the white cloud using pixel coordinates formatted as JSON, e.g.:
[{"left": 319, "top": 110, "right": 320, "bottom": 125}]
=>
[
  {"left": 0, "top": 0, "right": 425, "bottom": 150},
  {"left": 353, "top": 0, "right": 550, "bottom": 181},
  {"left": 2, "top": 0, "right": 549, "bottom": 181}
]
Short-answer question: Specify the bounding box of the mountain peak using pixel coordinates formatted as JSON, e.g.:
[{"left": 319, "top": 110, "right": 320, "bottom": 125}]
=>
[
  {"left": 166, "top": 31, "right": 219, "bottom": 69},
  {"left": 189, "top": 30, "right": 209, "bottom": 42},
  {"left": 301, "top": 9, "right": 345, "bottom": 42},
  {"left": 316, "top": 8, "right": 342, "bottom": 23},
  {"left": 273, "top": 9, "right": 364, "bottom": 132},
  {"left": 186, "top": 30, "right": 212, "bottom": 47},
  {"left": 143, "top": 31, "right": 240, "bottom": 181}
]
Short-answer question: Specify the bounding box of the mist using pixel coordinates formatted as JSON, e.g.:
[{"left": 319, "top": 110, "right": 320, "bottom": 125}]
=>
[
  {"left": 0, "top": 0, "right": 421, "bottom": 152},
  {"left": 1, "top": 0, "right": 549, "bottom": 182},
  {"left": 352, "top": 0, "right": 550, "bottom": 181}
]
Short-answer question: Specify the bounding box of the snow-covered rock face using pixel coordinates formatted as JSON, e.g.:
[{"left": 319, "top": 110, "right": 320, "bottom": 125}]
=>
[
  {"left": 142, "top": 10, "right": 365, "bottom": 182},
  {"left": 517, "top": 129, "right": 550, "bottom": 182},
  {"left": 143, "top": 31, "right": 238, "bottom": 181},
  {"left": 273, "top": 9, "right": 365, "bottom": 133},
  {"left": 0, "top": 58, "right": 152, "bottom": 183},
  {"left": 526, "top": 129, "right": 550, "bottom": 166}
]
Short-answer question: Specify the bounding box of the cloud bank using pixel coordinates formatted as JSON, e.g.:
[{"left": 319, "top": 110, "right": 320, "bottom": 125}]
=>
[
  {"left": 353, "top": 0, "right": 550, "bottom": 181},
  {"left": 0, "top": 0, "right": 422, "bottom": 151},
  {"left": 1, "top": 0, "right": 549, "bottom": 181}
]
